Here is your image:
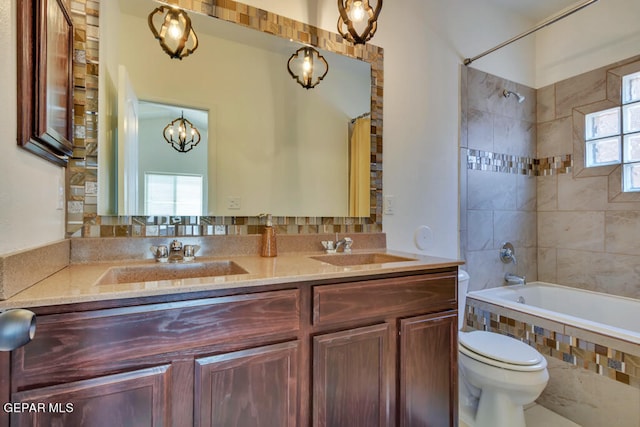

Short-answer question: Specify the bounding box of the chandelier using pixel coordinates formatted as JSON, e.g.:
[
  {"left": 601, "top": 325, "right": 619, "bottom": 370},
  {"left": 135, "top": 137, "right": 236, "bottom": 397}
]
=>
[
  {"left": 337, "top": 0, "right": 383, "bottom": 45},
  {"left": 287, "top": 47, "right": 329, "bottom": 90},
  {"left": 148, "top": 6, "right": 199, "bottom": 60},
  {"left": 163, "top": 112, "right": 201, "bottom": 153}
]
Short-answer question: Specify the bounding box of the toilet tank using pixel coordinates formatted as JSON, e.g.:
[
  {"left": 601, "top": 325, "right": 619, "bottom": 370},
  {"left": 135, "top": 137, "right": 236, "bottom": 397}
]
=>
[{"left": 458, "top": 269, "right": 470, "bottom": 330}]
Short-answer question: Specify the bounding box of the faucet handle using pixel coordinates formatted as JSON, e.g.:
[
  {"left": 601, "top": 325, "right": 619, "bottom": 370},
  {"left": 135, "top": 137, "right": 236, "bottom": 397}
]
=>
[
  {"left": 342, "top": 237, "right": 353, "bottom": 253},
  {"left": 321, "top": 241, "right": 336, "bottom": 253},
  {"left": 183, "top": 244, "right": 200, "bottom": 261},
  {"left": 150, "top": 245, "right": 169, "bottom": 262}
]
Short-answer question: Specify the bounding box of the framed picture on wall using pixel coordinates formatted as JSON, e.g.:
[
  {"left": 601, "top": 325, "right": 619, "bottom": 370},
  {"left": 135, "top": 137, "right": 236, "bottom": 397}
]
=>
[{"left": 17, "top": 0, "right": 74, "bottom": 166}]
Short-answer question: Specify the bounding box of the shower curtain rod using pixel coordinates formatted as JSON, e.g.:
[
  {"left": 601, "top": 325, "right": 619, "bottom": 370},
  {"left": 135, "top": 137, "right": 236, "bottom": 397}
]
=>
[{"left": 463, "top": 0, "right": 599, "bottom": 66}]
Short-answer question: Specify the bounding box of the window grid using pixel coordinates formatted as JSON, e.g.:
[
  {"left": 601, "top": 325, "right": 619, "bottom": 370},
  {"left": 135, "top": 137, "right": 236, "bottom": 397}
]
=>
[
  {"left": 585, "top": 71, "right": 640, "bottom": 192},
  {"left": 144, "top": 173, "right": 204, "bottom": 215}
]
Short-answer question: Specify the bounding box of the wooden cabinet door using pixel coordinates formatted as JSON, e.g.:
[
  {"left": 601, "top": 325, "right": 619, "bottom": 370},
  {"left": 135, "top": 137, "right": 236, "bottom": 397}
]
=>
[
  {"left": 9, "top": 365, "right": 172, "bottom": 427},
  {"left": 194, "top": 341, "right": 299, "bottom": 427},
  {"left": 399, "top": 311, "right": 457, "bottom": 427},
  {"left": 313, "top": 323, "right": 392, "bottom": 427}
]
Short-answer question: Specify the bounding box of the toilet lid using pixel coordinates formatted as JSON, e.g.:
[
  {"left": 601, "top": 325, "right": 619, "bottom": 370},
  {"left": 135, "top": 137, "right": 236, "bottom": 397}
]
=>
[{"left": 459, "top": 331, "right": 542, "bottom": 366}]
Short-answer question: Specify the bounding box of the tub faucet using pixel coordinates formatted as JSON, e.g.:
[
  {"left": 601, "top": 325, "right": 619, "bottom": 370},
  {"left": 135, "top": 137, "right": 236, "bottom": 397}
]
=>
[{"left": 504, "top": 273, "right": 526, "bottom": 285}]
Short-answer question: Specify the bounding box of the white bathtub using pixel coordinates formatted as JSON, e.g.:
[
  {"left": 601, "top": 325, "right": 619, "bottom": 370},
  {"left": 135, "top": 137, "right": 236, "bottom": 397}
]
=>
[{"left": 467, "top": 282, "right": 640, "bottom": 345}]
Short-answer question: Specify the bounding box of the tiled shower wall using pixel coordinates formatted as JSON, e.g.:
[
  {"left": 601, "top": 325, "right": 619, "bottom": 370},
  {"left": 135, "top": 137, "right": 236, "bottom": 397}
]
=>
[
  {"left": 537, "top": 55, "right": 640, "bottom": 299},
  {"left": 460, "top": 66, "right": 538, "bottom": 291},
  {"left": 462, "top": 55, "right": 640, "bottom": 298}
]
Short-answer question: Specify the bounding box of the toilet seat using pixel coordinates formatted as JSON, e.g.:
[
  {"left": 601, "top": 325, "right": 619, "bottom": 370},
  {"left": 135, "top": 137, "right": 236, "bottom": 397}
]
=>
[{"left": 459, "top": 331, "right": 546, "bottom": 372}]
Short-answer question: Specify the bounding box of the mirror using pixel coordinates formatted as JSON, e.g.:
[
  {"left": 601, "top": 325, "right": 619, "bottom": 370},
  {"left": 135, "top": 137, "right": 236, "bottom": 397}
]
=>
[
  {"left": 97, "top": 0, "right": 378, "bottom": 218},
  {"left": 67, "top": 0, "right": 383, "bottom": 235}
]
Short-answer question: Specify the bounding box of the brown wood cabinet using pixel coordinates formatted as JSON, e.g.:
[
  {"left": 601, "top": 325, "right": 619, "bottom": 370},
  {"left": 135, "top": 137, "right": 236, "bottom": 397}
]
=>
[{"left": 2, "top": 267, "right": 458, "bottom": 427}]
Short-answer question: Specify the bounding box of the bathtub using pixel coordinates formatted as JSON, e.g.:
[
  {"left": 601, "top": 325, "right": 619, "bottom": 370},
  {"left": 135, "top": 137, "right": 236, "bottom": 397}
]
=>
[
  {"left": 466, "top": 281, "right": 640, "bottom": 427},
  {"left": 467, "top": 281, "right": 640, "bottom": 345}
]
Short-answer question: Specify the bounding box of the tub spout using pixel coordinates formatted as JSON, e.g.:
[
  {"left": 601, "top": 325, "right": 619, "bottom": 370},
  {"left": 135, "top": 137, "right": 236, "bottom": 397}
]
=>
[{"left": 504, "top": 273, "right": 526, "bottom": 285}]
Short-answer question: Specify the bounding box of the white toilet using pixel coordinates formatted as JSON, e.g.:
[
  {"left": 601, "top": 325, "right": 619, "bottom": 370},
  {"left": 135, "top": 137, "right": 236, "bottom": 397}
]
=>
[{"left": 457, "top": 269, "right": 549, "bottom": 427}]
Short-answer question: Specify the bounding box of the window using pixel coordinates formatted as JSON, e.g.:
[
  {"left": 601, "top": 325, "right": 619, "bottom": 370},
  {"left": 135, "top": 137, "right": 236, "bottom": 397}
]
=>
[
  {"left": 144, "top": 173, "right": 203, "bottom": 215},
  {"left": 585, "top": 71, "right": 640, "bottom": 192}
]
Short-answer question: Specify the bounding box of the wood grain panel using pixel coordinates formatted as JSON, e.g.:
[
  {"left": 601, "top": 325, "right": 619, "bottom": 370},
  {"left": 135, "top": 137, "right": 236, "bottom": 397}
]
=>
[
  {"left": 313, "top": 272, "right": 456, "bottom": 326},
  {"left": 399, "top": 311, "right": 458, "bottom": 427},
  {"left": 10, "top": 364, "right": 171, "bottom": 427},
  {"left": 313, "top": 323, "right": 391, "bottom": 427},
  {"left": 13, "top": 290, "right": 299, "bottom": 388},
  {"left": 195, "top": 341, "right": 298, "bottom": 427}
]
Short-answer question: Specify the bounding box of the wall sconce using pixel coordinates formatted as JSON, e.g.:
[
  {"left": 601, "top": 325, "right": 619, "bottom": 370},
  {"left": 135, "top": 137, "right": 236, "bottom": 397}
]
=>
[
  {"left": 148, "top": 6, "right": 199, "bottom": 60},
  {"left": 163, "top": 112, "right": 201, "bottom": 153},
  {"left": 287, "top": 47, "right": 329, "bottom": 90},
  {"left": 337, "top": 0, "right": 383, "bottom": 44}
]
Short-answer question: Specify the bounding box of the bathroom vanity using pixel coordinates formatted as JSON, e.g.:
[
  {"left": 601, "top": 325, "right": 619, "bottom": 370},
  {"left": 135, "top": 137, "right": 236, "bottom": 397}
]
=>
[{"left": 0, "top": 250, "right": 460, "bottom": 427}]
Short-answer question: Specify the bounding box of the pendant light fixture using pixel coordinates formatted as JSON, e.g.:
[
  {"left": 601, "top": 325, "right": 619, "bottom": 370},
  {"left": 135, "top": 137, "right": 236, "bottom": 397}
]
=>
[
  {"left": 287, "top": 47, "right": 329, "bottom": 90},
  {"left": 337, "top": 0, "right": 382, "bottom": 45},
  {"left": 163, "top": 112, "right": 201, "bottom": 153},
  {"left": 148, "top": 6, "right": 199, "bottom": 60}
]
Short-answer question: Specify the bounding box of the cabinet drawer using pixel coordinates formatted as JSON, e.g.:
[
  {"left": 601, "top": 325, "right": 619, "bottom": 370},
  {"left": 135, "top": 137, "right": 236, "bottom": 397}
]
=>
[
  {"left": 313, "top": 272, "right": 455, "bottom": 326},
  {"left": 13, "top": 290, "right": 299, "bottom": 389}
]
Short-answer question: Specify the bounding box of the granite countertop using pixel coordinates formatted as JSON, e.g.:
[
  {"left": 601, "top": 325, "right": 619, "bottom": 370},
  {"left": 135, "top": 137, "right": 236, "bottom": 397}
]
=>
[{"left": 0, "top": 250, "right": 462, "bottom": 309}]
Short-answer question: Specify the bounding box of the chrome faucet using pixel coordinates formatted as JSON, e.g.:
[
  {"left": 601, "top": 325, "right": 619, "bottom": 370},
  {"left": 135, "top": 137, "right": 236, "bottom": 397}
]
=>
[
  {"left": 150, "top": 240, "right": 200, "bottom": 263},
  {"left": 335, "top": 237, "right": 353, "bottom": 253},
  {"left": 168, "top": 240, "right": 184, "bottom": 263},
  {"left": 499, "top": 242, "right": 517, "bottom": 264},
  {"left": 504, "top": 273, "right": 526, "bottom": 285},
  {"left": 321, "top": 236, "right": 353, "bottom": 254}
]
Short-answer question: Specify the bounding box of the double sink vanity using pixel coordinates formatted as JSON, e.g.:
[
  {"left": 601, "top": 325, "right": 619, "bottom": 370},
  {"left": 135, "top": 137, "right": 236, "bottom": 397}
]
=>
[{"left": 0, "top": 234, "right": 461, "bottom": 426}]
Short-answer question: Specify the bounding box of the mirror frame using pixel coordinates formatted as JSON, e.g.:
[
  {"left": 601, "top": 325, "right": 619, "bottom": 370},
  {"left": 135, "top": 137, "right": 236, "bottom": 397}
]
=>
[
  {"left": 17, "top": 0, "right": 75, "bottom": 166},
  {"left": 67, "top": 0, "right": 384, "bottom": 237}
]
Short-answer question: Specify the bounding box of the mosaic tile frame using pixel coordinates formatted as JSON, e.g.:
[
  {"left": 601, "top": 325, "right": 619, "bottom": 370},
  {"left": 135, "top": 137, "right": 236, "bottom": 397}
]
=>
[
  {"left": 465, "top": 300, "right": 640, "bottom": 390},
  {"left": 67, "top": 0, "right": 384, "bottom": 237}
]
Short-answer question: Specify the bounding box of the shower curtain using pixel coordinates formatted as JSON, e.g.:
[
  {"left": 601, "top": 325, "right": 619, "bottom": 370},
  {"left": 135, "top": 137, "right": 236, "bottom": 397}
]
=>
[{"left": 349, "top": 116, "right": 370, "bottom": 217}]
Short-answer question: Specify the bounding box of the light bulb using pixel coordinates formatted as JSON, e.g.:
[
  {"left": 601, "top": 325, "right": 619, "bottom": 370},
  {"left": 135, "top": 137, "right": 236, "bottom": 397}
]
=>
[
  {"left": 168, "top": 19, "right": 183, "bottom": 40},
  {"left": 303, "top": 56, "right": 312, "bottom": 73},
  {"left": 350, "top": 1, "right": 365, "bottom": 22}
]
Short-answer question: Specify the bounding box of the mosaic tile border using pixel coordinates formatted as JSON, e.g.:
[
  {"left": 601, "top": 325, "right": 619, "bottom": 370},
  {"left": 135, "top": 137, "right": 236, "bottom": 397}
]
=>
[
  {"left": 465, "top": 303, "right": 640, "bottom": 389},
  {"left": 67, "top": 0, "right": 384, "bottom": 237},
  {"left": 77, "top": 215, "right": 380, "bottom": 238},
  {"left": 467, "top": 149, "right": 572, "bottom": 176}
]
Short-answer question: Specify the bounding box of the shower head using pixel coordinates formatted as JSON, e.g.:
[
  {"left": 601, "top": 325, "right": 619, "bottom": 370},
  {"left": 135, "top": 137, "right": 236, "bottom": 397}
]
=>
[{"left": 503, "top": 89, "right": 525, "bottom": 103}]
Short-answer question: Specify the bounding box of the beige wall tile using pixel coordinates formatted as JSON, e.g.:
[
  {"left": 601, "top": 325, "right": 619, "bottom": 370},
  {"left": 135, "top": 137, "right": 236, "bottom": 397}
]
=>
[
  {"left": 538, "top": 211, "right": 604, "bottom": 251},
  {"left": 605, "top": 211, "right": 640, "bottom": 255},
  {"left": 556, "top": 249, "right": 640, "bottom": 298},
  {"left": 537, "top": 116, "right": 572, "bottom": 158},
  {"left": 555, "top": 66, "right": 607, "bottom": 119},
  {"left": 467, "top": 108, "right": 494, "bottom": 151},
  {"left": 537, "top": 175, "right": 558, "bottom": 211},
  {"left": 538, "top": 356, "right": 640, "bottom": 427},
  {"left": 467, "top": 169, "right": 517, "bottom": 210},
  {"left": 537, "top": 247, "right": 557, "bottom": 283},
  {"left": 537, "top": 84, "right": 555, "bottom": 123},
  {"left": 494, "top": 116, "right": 536, "bottom": 157},
  {"left": 557, "top": 174, "right": 608, "bottom": 211}
]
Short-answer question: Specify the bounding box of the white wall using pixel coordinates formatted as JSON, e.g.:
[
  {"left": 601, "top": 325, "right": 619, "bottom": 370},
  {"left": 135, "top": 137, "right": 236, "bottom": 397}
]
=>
[
  {"left": 535, "top": 0, "right": 640, "bottom": 88},
  {"left": 239, "top": 0, "right": 535, "bottom": 257},
  {"left": 0, "top": 0, "right": 66, "bottom": 256}
]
